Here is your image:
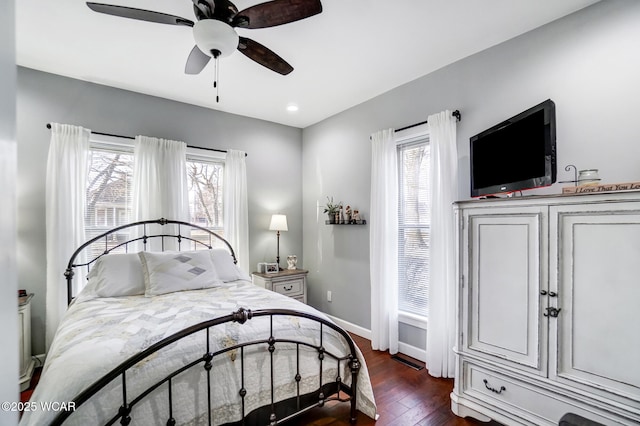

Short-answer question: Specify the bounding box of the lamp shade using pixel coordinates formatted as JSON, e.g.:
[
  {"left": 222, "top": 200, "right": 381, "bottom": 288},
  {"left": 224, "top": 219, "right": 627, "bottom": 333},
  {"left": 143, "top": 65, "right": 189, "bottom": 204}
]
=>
[{"left": 269, "top": 214, "right": 288, "bottom": 232}]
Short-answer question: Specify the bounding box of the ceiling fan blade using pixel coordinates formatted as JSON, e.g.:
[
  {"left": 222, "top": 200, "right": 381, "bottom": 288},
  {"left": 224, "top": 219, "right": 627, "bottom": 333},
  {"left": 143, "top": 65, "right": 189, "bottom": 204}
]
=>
[
  {"left": 237, "top": 37, "right": 293, "bottom": 75},
  {"left": 234, "top": 0, "right": 322, "bottom": 29},
  {"left": 86, "top": 3, "right": 194, "bottom": 27},
  {"left": 192, "top": 0, "right": 215, "bottom": 21},
  {"left": 185, "top": 46, "right": 211, "bottom": 74}
]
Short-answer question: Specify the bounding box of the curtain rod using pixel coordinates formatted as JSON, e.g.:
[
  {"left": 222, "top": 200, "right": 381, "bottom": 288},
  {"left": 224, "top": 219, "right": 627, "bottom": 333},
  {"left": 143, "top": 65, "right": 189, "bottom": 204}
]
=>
[
  {"left": 45, "top": 123, "right": 246, "bottom": 156},
  {"left": 369, "top": 110, "right": 461, "bottom": 140},
  {"left": 394, "top": 110, "right": 461, "bottom": 133}
]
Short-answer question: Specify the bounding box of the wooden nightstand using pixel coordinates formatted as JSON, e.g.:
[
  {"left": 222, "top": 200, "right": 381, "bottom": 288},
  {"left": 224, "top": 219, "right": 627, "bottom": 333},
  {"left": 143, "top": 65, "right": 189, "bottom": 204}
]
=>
[
  {"left": 252, "top": 269, "right": 308, "bottom": 304},
  {"left": 18, "top": 293, "right": 35, "bottom": 392}
]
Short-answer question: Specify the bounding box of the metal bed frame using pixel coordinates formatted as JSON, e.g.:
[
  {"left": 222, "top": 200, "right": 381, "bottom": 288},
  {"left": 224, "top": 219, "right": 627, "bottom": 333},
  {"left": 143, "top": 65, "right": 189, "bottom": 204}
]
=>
[
  {"left": 64, "top": 218, "right": 237, "bottom": 306},
  {"left": 54, "top": 218, "right": 361, "bottom": 425}
]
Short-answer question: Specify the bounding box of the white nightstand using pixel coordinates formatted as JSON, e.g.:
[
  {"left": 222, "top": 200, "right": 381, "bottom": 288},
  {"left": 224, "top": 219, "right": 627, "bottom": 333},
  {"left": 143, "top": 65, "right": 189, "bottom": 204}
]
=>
[
  {"left": 18, "top": 294, "right": 35, "bottom": 392},
  {"left": 252, "top": 269, "right": 308, "bottom": 304}
]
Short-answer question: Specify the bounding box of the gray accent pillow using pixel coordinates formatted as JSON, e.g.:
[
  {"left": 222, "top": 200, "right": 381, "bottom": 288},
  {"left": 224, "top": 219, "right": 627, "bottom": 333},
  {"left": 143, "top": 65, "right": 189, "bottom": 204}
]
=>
[{"left": 139, "top": 250, "right": 223, "bottom": 296}]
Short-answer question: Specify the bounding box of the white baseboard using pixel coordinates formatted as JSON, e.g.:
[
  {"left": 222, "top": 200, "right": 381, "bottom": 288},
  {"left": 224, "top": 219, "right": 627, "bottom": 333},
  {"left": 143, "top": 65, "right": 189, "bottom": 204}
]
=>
[
  {"left": 325, "top": 314, "right": 371, "bottom": 340},
  {"left": 325, "top": 314, "right": 427, "bottom": 362},
  {"left": 398, "top": 342, "right": 426, "bottom": 363},
  {"left": 33, "top": 353, "right": 46, "bottom": 368}
]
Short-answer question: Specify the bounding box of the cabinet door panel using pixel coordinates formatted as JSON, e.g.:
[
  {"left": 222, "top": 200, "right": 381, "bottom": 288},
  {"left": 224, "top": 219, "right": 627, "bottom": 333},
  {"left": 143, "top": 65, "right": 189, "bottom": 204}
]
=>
[
  {"left": 550, "top": 203, "right": 640, "bottom": 405},
  {"left": 463, "top": 207, "right": 546, "bottom": 374}
]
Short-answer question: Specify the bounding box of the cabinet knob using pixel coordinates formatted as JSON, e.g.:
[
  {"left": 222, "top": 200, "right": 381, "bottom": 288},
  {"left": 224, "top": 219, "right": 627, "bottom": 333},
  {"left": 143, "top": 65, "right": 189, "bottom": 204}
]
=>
[
  {"left": 540, "top": 290, "right": 547, "bottom": 296},
  {"left": 548, "top": 291, "right": 557, "bottom": 297}
]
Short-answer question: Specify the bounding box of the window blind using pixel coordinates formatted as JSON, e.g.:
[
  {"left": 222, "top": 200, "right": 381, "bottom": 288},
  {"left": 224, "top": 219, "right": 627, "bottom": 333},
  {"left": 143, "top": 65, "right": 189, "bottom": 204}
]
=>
[{"left": 397, "top": 140, "right": 431, "bottom": 317}]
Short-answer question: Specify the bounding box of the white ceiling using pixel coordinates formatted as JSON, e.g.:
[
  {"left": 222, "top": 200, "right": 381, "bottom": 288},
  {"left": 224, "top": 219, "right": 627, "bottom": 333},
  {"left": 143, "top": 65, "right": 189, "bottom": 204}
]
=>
[{"left": 16, "top": 0, "right": 599, "bottom": 128}]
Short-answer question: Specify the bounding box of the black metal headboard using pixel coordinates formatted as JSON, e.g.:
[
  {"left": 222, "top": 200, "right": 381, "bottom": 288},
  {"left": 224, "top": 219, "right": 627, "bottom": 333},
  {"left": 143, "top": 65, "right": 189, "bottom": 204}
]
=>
[{"left": 65, "top": 218, "right": 237, "bottom": 305}]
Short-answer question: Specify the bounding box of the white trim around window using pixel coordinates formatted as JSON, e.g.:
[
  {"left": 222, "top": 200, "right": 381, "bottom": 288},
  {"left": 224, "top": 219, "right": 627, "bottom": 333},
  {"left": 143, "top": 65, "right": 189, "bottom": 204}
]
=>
[
  {"left": 395, "top": 122, "right": 430, "bottom": 331},
  {"left": 398, "top": 311, "right": 428, "bottom": 330}
]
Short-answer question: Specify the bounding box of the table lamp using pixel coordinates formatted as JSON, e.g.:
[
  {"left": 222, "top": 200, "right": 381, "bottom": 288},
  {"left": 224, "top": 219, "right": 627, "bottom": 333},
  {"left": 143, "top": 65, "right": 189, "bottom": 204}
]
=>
[{"left": 269, "top": 214, "right": 288, "bottom": 270}]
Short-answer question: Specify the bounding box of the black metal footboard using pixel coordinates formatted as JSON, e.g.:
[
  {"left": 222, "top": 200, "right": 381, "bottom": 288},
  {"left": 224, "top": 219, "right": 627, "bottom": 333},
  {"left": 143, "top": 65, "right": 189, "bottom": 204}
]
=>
[{"left": 50, "top": 308, "right": 361, "bottom": 426}]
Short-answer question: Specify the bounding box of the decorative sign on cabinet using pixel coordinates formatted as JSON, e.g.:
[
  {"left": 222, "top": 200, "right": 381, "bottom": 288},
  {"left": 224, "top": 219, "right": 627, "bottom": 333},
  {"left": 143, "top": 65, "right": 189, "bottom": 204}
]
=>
[{"left": 452, "top": 191, "right": 640, "bottom": 426}]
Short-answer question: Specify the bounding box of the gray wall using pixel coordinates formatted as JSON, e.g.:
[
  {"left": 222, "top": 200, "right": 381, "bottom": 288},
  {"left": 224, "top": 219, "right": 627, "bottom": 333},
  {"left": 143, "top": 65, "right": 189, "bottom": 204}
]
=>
[
  {"left": 17, "top": 68, "right": 304, "bottom": 355},
  {"left": 1, "top": 0, "right": 20, "bottom": 423},
  {"left": 301, "top": 0, "right": 640, "bottom": 351},
  {"left": 16, "top": 0, "right": 640, "bottom": 359}
]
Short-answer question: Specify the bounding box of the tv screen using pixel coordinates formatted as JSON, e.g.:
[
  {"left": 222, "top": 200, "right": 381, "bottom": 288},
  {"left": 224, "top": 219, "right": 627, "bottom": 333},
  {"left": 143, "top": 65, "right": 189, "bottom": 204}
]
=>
[{"left": 470, "top": 99, "right": 556, "bottom": 197}]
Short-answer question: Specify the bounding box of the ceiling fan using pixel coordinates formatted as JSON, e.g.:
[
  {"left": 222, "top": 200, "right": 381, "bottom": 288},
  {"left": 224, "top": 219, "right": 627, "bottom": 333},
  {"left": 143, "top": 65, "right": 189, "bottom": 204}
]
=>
[{"left": 86, "top": 0, "right": 323, "bottom": 77}]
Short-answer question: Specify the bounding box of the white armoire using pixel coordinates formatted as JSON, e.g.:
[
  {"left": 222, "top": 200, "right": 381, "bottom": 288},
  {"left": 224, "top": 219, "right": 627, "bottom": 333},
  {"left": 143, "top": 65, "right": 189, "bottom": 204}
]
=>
[{"left": 451, "top": 191, "right": 640, "bottom": 425}]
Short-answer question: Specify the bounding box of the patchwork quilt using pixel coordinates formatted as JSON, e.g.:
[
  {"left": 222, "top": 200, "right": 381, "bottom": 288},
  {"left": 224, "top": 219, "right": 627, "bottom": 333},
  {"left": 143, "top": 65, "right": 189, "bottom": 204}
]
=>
[{"left": 20, "top": 280, "right": 376, "bottom": 425}]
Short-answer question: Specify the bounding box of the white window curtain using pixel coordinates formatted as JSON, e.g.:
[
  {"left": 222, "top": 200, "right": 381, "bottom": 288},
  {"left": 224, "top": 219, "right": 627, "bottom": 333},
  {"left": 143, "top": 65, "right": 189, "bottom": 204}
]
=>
[
  {"left": 132, "top": 135, "right": 189, "bottom": 250},
  {"left": 369, "top": 129, "right": 399, "bottom": 354},
  {"left": 223, "top": 149, "right": 249, "bottom": 274},
  {"left": 45, "top": 123, "right": 90, "bottom": 349},
  {"left": 426, "top": 110, "right": 458, "bottom": 378}
]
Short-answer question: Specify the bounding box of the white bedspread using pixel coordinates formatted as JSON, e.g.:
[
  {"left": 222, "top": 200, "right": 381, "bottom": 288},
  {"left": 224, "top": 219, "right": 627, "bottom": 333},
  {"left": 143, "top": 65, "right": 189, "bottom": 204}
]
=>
[{"left": 20, "top": 280, "right": 376, "bottom": 425}]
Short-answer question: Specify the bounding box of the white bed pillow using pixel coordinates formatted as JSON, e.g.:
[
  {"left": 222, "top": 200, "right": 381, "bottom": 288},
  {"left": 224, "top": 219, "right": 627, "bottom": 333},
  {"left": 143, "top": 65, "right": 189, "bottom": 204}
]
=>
[
  {"left": 139, "top": 250, "right": 223, "bottom": 296},
  {"left": 76, "top": 253, "right": 145, "bottom": 302},
  {"left": 210, "top": 248, "right": 251, "bottom": 282}
]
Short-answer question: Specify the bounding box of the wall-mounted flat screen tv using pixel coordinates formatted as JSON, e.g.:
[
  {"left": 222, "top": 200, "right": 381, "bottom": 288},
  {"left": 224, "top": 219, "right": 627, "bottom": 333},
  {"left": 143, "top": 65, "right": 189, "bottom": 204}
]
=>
[{"left": 470, "top": 99, "right": 556, "bottom": 197}]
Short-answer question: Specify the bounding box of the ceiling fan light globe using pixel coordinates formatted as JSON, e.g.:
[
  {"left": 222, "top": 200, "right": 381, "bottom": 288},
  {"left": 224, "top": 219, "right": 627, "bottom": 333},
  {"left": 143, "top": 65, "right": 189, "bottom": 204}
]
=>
[{"left": 193, "top": 19, "right": 239, "bottom": 58}]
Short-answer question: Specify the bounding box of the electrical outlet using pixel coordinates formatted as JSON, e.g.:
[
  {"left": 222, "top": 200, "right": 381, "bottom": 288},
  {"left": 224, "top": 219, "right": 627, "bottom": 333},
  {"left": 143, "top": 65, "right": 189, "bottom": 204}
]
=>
[{"left": 327, "top": 290, "right": 332, "bottom": 302}]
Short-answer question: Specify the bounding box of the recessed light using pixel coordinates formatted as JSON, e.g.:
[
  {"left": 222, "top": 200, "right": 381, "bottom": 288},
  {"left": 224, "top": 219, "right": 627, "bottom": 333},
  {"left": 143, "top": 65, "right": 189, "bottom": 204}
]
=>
[{"left": 286, "top": 103, "right": 299, "bottom": 112}]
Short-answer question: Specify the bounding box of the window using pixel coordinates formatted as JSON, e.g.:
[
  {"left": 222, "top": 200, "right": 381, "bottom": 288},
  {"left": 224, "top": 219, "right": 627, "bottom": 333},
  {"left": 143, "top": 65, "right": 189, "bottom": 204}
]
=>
[
  {"left": 397, "top": 138, "right": 430, "bottom": 319},
  {"left": 84, "top": 137, "right": 225, "bottom": 257},
  {"left": 85, "top": 148, "right": 133, "bottom": 258},
  {"left": 186, "top": 158, "right": 225, "bottom": 246}
]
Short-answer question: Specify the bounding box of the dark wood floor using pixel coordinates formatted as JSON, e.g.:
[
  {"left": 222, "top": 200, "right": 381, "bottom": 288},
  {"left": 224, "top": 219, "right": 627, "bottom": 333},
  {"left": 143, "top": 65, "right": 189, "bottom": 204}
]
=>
[
  {"left": 292, "top": 334, "right": 501, "bottom": 426},
  {"left": 21, "top": 334, "right": 501, "bottom": 425}
]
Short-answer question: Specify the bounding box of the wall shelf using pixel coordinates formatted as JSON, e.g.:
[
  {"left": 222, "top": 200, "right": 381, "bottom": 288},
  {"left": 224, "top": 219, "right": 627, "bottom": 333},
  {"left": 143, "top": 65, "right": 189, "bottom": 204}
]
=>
[{"left": 325, "top": 220, "right": 367, "bottom": 225}]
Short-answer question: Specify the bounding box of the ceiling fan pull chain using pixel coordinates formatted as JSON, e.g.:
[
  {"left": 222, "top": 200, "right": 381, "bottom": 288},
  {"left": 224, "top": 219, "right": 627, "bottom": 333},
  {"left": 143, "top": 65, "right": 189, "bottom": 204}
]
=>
[{"left": 214, "top": 54, "right": 220, "bottom": 103}]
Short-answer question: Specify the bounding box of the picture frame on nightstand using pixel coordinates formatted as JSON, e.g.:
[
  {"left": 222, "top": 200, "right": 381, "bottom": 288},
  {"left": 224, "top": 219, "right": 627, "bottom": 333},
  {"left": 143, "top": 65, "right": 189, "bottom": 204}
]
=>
[{"left": 265, "top": 263, "right": 279, "bottom": 274}]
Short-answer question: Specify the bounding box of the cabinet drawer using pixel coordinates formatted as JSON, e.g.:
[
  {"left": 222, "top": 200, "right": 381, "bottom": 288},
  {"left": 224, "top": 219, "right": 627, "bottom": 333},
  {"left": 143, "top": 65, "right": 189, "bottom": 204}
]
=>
[
  {"left": 462, "top": 361, "right": 619, "bottom": 425},
  {"left": 272, "top": 279, "right": 304, "bottom": 297}
]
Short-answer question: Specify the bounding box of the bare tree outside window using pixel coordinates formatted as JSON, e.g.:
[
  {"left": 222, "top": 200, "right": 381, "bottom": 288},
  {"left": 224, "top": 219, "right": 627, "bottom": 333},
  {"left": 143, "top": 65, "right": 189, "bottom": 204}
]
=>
[
  {"left": 83, "top": 148, "right": 226, "bottom": 256},
  {"left": 85, "top": 150, "right": 133, "bottom": 257},
  {"left": 186, "top": 159, "right": 225, "bottom": 248}
]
